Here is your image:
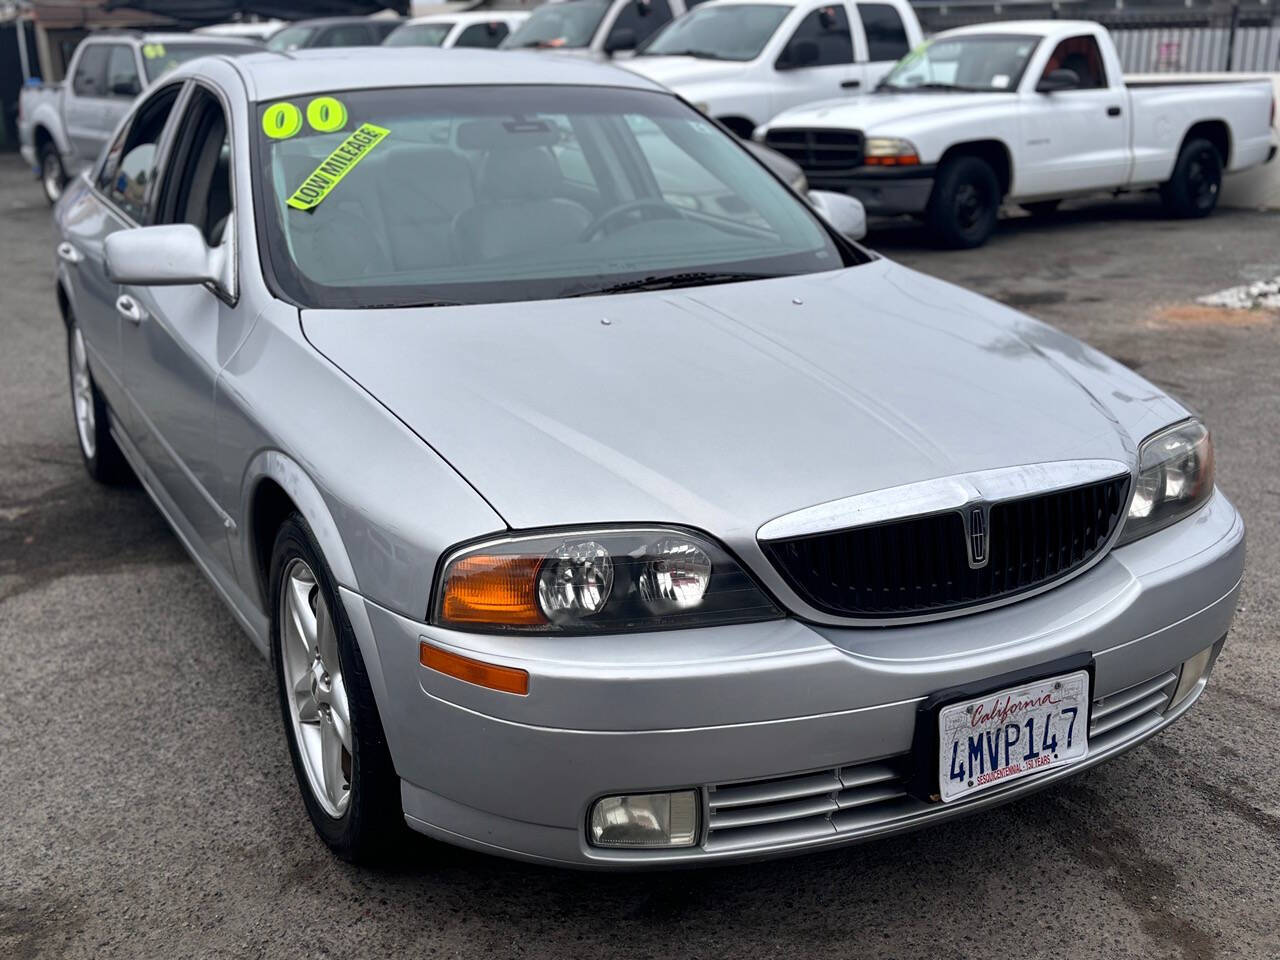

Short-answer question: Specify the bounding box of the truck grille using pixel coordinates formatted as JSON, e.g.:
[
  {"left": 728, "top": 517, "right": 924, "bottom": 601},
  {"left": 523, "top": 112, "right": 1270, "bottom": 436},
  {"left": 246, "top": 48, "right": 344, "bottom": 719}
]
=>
[
  {"left": 762, "top": 475, "right": 1130, "bottom": 619},
  {"left": 763, "top": 128, "right": 865, "bottom": 172}
]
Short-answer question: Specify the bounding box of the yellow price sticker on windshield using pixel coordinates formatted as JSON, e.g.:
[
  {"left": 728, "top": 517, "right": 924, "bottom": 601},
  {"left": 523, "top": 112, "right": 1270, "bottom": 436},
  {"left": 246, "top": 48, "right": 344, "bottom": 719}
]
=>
[
  {"left": 286, "top": 122, "right": 390, "bottom": 212},
  {"left": 142, "top": 43, "right": 167, "bottom": 59}
]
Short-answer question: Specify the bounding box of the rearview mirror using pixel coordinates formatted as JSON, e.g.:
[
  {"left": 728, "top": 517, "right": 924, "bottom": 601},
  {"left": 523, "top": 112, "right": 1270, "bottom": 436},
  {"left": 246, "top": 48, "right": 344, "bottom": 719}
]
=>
[
  {"left": 1036, "top": 68, "right": 1081, "bottom": 93},
  {"left": 105, "top": 223, "right": 227, "bottom": 291},
  {"left": 809, "top": 190, "right": 866, "bottom": 242},
  {"left": 778, "top": 39, "right": 820, "bottom": 70}
]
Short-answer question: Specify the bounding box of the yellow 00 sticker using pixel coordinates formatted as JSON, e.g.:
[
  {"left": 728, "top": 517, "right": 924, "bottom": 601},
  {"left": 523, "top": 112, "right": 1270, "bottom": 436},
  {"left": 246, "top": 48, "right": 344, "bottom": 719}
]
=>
[
  {"left": 307, "top": 97, "right": 348, "bottom": 133},
  {"left": 262, "top": 102, "right": 303, "bottom": 140}
]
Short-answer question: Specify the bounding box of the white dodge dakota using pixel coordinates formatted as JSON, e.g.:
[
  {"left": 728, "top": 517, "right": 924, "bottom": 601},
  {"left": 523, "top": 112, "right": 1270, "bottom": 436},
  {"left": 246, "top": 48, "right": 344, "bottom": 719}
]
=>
[{"left": 756, "top": 20, "right": 1277, "bottom": 247}]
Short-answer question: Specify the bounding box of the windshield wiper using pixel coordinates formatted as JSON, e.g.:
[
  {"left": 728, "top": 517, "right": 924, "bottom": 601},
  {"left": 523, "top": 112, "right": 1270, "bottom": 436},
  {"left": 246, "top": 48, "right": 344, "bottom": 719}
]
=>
[
  {"left": 880, "top": 81, "right": 987, "bottom": 93},
  {"left": 648, "top": 48, "right": 731, "bottom": 60},
  {"left": 563, "top": 271, "right": 777, "bottom": 298}
]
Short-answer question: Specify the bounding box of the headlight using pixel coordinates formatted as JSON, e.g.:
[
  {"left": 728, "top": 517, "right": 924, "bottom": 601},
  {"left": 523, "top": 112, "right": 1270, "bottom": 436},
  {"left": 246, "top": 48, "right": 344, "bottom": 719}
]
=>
[
  {"left": 863, "top": 137, "right": 919, "bottom": 167},
  {"left": 433, "top": 527, "right": 781, "bottom": 633},
  {"left": 1116, "top": 419, "right": 1214, "bottom": 545}
]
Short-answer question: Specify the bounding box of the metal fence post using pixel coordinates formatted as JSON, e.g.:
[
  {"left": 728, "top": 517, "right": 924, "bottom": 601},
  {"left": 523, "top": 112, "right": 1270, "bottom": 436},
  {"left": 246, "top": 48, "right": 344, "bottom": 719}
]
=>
[{"left": 1224, "top": 1, "right": 1240, "bottom": 71}]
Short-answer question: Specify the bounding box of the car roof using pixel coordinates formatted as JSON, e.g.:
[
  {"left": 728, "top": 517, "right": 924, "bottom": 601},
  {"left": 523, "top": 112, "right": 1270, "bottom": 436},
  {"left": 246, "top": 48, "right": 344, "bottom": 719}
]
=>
[
  {"left": 87, "top": 31, "right": 261, "bottom": 46},
  {"left": 225, "top": 47, "right": 666, "bottom": 101},
  {"left": 939, "top": 20, "right": 1102, "bottom": 39},
  {"left": 403, "top": 11, "right": 528, "bottom": 24},
  {"left": 275, "top": 16, "right": 401, "bottom": 29}
]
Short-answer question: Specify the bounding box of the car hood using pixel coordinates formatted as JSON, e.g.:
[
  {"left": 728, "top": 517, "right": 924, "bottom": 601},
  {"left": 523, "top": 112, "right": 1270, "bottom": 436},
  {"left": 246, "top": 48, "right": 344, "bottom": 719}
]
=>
[
  {"left": 624, "top": 55, "right": 755, "bottom": 91},
  {"left": 766, "top": 91, "right": 1012, "bottom": 133},
  {"left": 302, "top": 261, "right": 1184, "bottom": 536}
]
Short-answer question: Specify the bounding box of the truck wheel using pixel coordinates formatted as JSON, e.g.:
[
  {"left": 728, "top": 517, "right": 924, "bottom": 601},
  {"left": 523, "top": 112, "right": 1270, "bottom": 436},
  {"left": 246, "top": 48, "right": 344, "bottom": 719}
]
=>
[
  {"left": 39, "top": 142, "right": 66, "bottom": 205},
  {"left": 1160, "top": 138, "right": 1222, "bottom": 218},
  {"left": 926, "top": 155, "right": 1000, "bottom": 248},
  {"left": 1020, "top": 200, "right": 1061, "bottom": 217}
]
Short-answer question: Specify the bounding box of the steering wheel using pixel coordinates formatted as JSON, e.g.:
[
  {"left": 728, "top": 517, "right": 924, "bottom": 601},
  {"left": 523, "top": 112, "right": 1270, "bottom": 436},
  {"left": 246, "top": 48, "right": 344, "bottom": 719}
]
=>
[{"left": 580, "top": 199, "right": 686, "bottom": 241}]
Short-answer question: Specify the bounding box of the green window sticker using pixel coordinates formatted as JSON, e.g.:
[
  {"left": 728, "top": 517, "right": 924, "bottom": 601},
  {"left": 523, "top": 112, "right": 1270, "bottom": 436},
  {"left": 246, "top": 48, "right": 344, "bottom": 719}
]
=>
[{"left": 286, "top": 123, "right": 391, "bottom": 212}]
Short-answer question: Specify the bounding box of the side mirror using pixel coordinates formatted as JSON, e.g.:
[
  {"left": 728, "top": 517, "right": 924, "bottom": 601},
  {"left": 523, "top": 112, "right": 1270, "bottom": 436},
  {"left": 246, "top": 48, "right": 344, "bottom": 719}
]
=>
[
  {"left": 105, "top": 223, "right": 227, "bottom": 290},
  {"left": 111, "top": 79, "right": 141, "bottom": 97},
  {"left": 1036, "top": 68, "right": 1081, "bottom": 93},
  {"left": 809, "top": 189, "right": 866, "bottom": 242},
  {"left": 778, "top": 39, "right": 820, "bottom": 71},
  {"left": 604, "top": 27, "right": 638, "bottom": 55}
]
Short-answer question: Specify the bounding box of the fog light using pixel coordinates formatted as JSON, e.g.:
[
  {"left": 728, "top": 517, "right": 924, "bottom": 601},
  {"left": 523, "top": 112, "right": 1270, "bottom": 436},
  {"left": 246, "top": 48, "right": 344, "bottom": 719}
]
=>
[
  {"left": 588, "top": 791, "right": 698, "bottom": 848},
  {"left": 1171, "top": 646, "right": 1215, "bottom": 709}
]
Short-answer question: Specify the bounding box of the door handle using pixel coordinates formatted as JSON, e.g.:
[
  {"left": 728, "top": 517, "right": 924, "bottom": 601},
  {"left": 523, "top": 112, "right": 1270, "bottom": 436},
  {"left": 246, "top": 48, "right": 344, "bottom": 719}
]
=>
[
  {"left": 1107, "top": 106, "right": 1122, "bottom": 117},
  {"left": 56, "top": 241, "right": 83, "bottom": 265},
  {"left": 841, "top": 79, "right": 861, "bottom": 89},
  {"left": 115, "top": 294, "right": 146, "bottom": 325}
]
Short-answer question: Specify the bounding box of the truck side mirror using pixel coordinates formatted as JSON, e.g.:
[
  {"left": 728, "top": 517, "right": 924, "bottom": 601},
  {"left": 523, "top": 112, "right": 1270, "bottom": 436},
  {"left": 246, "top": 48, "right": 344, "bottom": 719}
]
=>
[
  {"left": 605, "top": 27, "right": 638, "bottom": 55},
  {"left": 1036, "top": 68, "right": 1081, "bottom": 93},
  {"left": 778, "top": 39, "right": 820, "bottom": 71}
]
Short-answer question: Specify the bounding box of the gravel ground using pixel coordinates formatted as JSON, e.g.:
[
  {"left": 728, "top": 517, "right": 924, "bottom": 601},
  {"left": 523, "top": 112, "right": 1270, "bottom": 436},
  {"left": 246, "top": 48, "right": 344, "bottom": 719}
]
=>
[{"left": 2, "top": 155, "right": 1278, "bottom": 960}]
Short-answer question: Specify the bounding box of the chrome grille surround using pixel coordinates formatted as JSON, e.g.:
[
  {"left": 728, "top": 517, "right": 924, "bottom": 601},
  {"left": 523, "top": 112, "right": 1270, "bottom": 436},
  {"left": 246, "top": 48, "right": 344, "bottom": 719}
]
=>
[{"left": 701, "top": 669, "right": 1183, "bottom": 855}]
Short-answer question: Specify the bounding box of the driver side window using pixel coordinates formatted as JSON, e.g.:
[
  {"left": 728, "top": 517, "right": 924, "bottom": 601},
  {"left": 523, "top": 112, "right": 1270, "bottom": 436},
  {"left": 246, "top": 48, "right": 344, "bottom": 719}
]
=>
[
  {"left": 778, "top": 6, "right": 853, "bottom": 69},
  {"left": 155, "top": 87, "right": 233, "bottom": 247},
  {"left": 1041, "top": 35, "right": 1108, "bottom": 90},
  {"left": 607, "top": 0, "right": 673, "bottom": 51}
]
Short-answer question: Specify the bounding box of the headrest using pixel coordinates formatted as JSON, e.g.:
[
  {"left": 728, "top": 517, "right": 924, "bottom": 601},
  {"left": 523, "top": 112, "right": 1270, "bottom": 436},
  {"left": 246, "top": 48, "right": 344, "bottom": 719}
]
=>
[{"left": 479, "top": 147, "right": 562, "bottom": 201}]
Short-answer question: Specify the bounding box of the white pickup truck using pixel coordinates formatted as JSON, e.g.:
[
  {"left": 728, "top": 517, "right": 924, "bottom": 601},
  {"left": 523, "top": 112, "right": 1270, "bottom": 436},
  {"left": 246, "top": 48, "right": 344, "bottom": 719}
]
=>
[
  {"left": 626, "top": 0, "right": 924, "bottom": 138},
  {"left": 756, "top": 20, "right": 1277, "bottom": 247}
]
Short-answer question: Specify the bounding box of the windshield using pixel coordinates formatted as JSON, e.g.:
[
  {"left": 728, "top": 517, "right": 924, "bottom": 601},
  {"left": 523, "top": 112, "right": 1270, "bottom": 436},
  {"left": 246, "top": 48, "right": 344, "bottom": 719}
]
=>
[
  {"left": 267, "top": 25, "right": 317, "bottom": 51},
  {"left": 501, "top": 0, "right": 609, "bottom": 49},
  {"left": 384, "top": 22, "right": 454, "bottom": 46},
  {"left": 879, "top": 34, "right": 1040, "bottom": 93},
  {"left": 141, "top": 42, "right": 256, "bottom": 81},
  {"left": 251, "top": 85, "right": 857, "bottom": 309},
  {"left": 639, "top": 4, "right": 789, "bottom": 61}
]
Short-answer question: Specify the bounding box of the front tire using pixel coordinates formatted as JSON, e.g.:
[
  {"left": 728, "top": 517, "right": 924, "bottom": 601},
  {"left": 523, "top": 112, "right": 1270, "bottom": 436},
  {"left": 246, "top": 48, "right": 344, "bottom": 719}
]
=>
[
  {"left": 1161, "top": 138, "right": 1222, "bottom": 218},
  {"left": 270, "top": 513, "right": 405, "bottom": 863},
  {"left": 926, "top": 155, "right": 1001, "bottom": 248},
  {"left": 39, "top": 141, "right": 66, "bottom": 205},
  {"left": 67, "top": 315, "right": 130, "bottom": 484}
]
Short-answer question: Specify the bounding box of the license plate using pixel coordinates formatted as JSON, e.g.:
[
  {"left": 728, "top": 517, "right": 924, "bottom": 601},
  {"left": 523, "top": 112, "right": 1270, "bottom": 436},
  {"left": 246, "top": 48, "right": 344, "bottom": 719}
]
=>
[{"left": 938, "top": 669, "right": 1090, "bottom": 803}]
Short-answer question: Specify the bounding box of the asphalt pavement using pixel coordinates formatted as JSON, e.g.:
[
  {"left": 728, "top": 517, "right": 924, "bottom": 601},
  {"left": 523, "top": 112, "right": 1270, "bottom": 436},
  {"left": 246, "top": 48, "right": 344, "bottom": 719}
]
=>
[{"left": 1, "top": 154, "right": 1277, "bottom": 960}]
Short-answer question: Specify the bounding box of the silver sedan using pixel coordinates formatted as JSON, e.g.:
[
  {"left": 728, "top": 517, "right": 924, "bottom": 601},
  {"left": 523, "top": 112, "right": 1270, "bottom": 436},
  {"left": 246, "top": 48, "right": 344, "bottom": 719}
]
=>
[{"left": 52, "top": 47, "right": 1242, "bottom": 868}]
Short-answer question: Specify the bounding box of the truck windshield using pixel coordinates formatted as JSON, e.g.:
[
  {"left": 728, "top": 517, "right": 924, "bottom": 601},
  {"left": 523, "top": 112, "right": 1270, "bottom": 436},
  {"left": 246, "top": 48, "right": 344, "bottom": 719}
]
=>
[
  {"left": 251, "top": 84, "right": 859, "bottom": 309},
  {"left": 638, "top": 4, "right": 790, "bottom": 61},
  {"left": 141, "top": 42, "right": 257, "bottom": 81},
  {"left": 878, "top": 34, "right": 1040, "bottom": 93},
  {"left": 384, "top": 22, "right": 454, "bottom": 46},
  {"left": 501, "top": 0, "right": 609, "bottom": 49},
  {"left": 267, "top": 25, "right": 316, "bottom": 51}
]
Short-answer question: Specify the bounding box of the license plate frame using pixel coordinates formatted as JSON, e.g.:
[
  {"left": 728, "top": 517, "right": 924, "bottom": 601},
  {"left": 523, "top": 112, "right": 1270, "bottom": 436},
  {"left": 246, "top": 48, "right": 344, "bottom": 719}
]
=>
[{"left": 907, "top": 652, "right": 1095, "bottom": 803}]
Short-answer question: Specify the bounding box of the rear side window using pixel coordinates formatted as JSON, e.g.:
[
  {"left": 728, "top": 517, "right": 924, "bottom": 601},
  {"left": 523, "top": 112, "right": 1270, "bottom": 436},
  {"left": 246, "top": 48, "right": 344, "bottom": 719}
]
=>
[
  {"left": 455, "top": 21, "right": 511, "bottom": 48},
  {"left": 779, "top": 6, "right": 853, "bottom": 68},
  {"left": 1042, "top": 35, "right": 1108, "bottom": 89},
  {"left": 857, "top": 4, "right": 909, "bottom": 63},
  {"left": 71, "top": 44, "right": 109, "bottom": 97},
  {"left": 100, "top": 84, "right": 181, "bottom": 222}
]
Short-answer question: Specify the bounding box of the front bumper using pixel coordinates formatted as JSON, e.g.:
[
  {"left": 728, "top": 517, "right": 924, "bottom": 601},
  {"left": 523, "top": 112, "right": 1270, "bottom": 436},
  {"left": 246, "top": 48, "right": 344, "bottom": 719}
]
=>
[
  {"left": 342, "top": 490, "right": 1243, "bottom": 869},
  {"left": 808, "top": 165, "right": 936, "bottom": 216}
]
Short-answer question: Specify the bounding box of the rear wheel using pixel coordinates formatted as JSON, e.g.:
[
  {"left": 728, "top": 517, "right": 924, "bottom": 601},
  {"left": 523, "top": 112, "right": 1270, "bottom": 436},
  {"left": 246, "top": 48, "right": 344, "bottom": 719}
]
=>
[
  {"left": 1160, "top": 138, "right": 1222, "bottom": 218},
  {"left": 67, "top": 315, "right": 130, "bottom": 484},
  {"left": 926, "top": 155, "right": 1001, "bottom": 248},
  {"left": 270, "top": 514, "right": 405, "bottom": 863},
  {"left": 39, "top": 141, "right": 66, "bottom": 205}
]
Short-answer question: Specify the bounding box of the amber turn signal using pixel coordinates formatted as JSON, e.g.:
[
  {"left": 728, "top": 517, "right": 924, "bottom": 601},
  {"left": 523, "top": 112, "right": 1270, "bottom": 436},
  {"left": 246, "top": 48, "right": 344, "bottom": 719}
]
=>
[
  {"left": 438, "top": 554, "right": 547, "bottom": 626},
  {"left": 419, "top": 642, "right": 530, "bottom": 696}
]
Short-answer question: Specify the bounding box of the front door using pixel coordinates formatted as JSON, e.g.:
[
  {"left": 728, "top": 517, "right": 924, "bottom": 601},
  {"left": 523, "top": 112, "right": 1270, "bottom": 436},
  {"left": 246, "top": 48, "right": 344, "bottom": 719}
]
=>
[{"left": 770, "top": 5, "right": 862, "bottom": 118}]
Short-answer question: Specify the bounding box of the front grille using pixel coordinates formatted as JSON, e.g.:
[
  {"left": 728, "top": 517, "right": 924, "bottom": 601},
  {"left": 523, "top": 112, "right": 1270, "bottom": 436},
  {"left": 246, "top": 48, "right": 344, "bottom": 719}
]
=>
[
  {"left": 763, "top": 475, "right": 1130, "bottom": 619},
  {"left": 763, "top": 128, "right": 865, "bottom": 172},
  {"left": 705, "top": 757, "right": 920, "bottom": 853}
]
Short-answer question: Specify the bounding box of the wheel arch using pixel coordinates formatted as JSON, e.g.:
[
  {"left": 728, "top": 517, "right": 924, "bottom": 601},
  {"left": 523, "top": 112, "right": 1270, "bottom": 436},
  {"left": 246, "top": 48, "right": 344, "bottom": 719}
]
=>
[
  {"left": 1180, "top": 119, "right": 1230, "bottom": 168},
  {"left": 937, "top": 139, "right": 1014, "bottom": 196}
]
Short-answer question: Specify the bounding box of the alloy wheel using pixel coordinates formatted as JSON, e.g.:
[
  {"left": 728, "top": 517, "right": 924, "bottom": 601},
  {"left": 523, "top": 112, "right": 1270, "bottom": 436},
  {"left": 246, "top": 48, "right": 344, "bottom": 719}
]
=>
[
  {"left": 70, "top": 326, "right": 96, "bottom": 459},
  {"left": 279, "top": 558, "right": 353, "bottom": 818}
]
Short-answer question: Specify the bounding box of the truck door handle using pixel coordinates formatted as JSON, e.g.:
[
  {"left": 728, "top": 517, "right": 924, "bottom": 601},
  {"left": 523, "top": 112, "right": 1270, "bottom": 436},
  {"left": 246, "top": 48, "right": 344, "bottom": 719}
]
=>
[
  {"left": 841, "top": 79, "right": 861, "bottom": 89},
  {"left": 115, "top": 294, "right": 145, "bottom": 325},
  {"left": 1107, "top": 106, "right": 1122, "bottom": 117},
  {"left": 56, "top": 241, "right": 83, "bottom": 265}
]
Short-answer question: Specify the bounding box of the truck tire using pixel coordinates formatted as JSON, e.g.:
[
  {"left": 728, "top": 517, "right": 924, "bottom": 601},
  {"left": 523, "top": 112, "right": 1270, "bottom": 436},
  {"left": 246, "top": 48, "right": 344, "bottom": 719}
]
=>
[
  {"left": 926, "top": 155, "right": 1000, "bottom": 249},
  {"left": 39, "top": 141, "right": 66, "bottom": 205},
  {"left": 1160, "top": 138, "right": 1222, "bottom": 219}
]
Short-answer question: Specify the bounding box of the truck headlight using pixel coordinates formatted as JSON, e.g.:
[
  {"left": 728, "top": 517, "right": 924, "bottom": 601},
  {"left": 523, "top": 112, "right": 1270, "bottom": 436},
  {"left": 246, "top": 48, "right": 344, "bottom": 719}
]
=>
[
  {"left": 433, "top": 527, "right": 780, "bottom": 633},
  {"left": 1117, "top": 419, "right": 1214, "bottom": 545},
  {"left": 863, "top": 137, "right": 919, "bottom": 167}
]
